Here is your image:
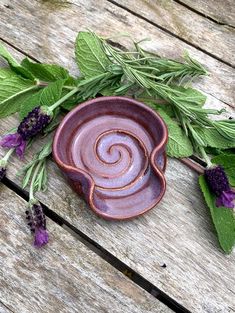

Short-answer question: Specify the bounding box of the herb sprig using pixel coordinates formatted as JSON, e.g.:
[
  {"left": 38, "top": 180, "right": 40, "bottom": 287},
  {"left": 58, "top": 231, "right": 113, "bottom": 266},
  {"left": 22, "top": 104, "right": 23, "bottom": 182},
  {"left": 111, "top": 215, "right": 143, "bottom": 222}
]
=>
[{"left": 0, "top": 31, "right": 234, "bottom": 252}]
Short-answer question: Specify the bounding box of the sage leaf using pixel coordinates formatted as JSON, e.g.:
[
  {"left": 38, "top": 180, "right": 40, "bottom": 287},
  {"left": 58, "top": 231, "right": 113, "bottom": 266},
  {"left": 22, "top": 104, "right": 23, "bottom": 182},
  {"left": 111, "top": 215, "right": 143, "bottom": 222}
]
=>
[
  {"left": 40, "top": 80, "right": 65, "bottom": 107},
  {"left": 156, "top": 108, "right": 193, "bottom": 157},
  {"left": 75, "top": 31, "right": 111, "bottom": 78},
  {"left": 21, "top": 58, "right": 72, "bottom": 82},
  {"left": 199, "top": 175, "right": 235, "bottom": 254},
  {"left": 211, "top": 154, "right": 235, "bottom": 186},
  {"left": 0, "top": 44, "right": 35, "bottom": 80},
  {"left": 0, "top": 76, "right": 37, "bottom": 117}
]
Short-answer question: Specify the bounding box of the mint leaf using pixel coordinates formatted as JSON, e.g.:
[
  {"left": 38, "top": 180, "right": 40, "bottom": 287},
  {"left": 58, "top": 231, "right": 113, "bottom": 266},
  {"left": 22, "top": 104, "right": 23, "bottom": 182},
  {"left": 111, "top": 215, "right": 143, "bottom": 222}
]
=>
[
  {"left": 0, "top": 44, "right": 35, "bottom": 80},
  {"left": 199, "top": 175, "right": 235, "bottom": 253},
  {"left": 197, "top": 127, "right": 235, "bottom": 149},
  {"left": 156, "top": 108, "right": 193, "bottom": 157},
  {"left": 0, "top": 68, "right": 16, "bottom": 80},
  {"left": 40, "top": 80, "right": 65, "bottom": 107},
  {"left": 21, "top": 58, "right": 71, "bottom": 82},
  {"left": 19, "top": 89, "right": 44, "bottom": 119},
  {"left": 75, "top": 31, "right": 111, "bottom": 78},
  {"left": 211, "top": 154, "right": 235, "bottom": 186},
  {"left": 0, "top": 77, "right": 37, "bottom": 117}
]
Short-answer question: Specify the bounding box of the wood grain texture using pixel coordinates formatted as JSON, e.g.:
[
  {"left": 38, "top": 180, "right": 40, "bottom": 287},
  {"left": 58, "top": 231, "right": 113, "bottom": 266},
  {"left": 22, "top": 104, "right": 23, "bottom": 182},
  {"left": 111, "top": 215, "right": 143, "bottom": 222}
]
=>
[
  {"left": 0, "top": 302, "right": 12, "bottom": 313},
  {"left": 113, "top": 0, "right": 235, "bottom": 66},
  {"left": 179, "top": 0, "right": 235, "bottom": 27},
  {"left": 0, "top": 0, "right": 234, "bottom": 107},
  {"left": 0, "top": 4, "right": 235, "bottom": 313},
  {"left": 0, "top": 114, "right": 235, "bottom": 313},
  {"left": 0, "top": 185, "right": 172, "bottom": 313}
]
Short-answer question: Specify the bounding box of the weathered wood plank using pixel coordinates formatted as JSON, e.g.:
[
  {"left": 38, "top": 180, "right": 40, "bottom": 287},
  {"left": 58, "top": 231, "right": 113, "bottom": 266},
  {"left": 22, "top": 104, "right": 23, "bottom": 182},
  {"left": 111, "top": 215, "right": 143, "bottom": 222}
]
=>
[
  {"left": 0, "top": 25, "right": 235, "bottom": 313},
  {"left": 0, "top": 0, "right": 234, "bottom": 107},
  {"left": 0, "top": 302, "right": 12, "bottom": 313},
  {"left": 113, "top": 0, "right": 235, "bottom": 66},
  {"left": 0, "top": 185, "right": 172, "bottom": 313},
  {"left": 1, "top": 114, "right": 235, "bottom": 313},
  {"left": 179, "top": 0, "right": 235, "bottom": 27}
]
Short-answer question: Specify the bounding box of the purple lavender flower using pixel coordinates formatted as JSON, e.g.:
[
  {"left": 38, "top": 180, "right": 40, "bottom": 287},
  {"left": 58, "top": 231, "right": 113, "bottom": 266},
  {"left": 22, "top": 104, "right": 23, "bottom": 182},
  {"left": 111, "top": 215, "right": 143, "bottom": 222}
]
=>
[
  {"left": 205, "top": 165, "right": 235, "bottom": 209},
  {"left": 0, "top": 106, "right": 51, "bottom": 159},
  {"left": 0, "top": 167, "right": 6, "bottom": 181},
  {"left": 0, "top": 133, "right": 26, "bottom": 159},
  {"left": 26, "top": 202, "right": 49, "bottom": 248}
]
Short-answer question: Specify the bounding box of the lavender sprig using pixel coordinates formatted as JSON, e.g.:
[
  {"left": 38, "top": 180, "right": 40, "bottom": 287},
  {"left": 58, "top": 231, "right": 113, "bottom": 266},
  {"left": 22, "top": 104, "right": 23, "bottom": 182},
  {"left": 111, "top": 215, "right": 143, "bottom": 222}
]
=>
[
  {"left": 26, "top": 158, "right": 49, "bottom": 247},
  {"left": 200, "top": 147, "right": 235, "bottom": 209},
  {"left": 0, "top": 106, "right": 52, "bottom": 159},
  {"left": 26, "top": 200, "right": 48, "bottom": 248}
]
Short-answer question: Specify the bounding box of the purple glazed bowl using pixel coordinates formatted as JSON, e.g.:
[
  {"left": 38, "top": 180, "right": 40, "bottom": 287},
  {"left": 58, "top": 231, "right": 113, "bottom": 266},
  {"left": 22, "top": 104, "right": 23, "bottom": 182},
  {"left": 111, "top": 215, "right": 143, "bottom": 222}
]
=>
[{"left": 53, "top": 96, "right": 168, "bottom": 220}]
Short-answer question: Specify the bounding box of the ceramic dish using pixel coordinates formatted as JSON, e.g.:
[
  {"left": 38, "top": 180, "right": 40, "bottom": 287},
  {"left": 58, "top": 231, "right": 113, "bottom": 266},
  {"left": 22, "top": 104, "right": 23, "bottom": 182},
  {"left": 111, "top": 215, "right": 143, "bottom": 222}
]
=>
[{"left": 53, "top": 96, "right": 168, "bottom": 220}]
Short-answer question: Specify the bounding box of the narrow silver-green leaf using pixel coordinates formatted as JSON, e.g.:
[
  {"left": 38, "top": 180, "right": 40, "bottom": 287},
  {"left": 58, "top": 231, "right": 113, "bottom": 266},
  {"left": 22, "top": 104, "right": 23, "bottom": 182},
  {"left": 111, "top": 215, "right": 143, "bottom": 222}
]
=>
[{"left": 197, "top": 127, "right": 235, "bottom": 149}]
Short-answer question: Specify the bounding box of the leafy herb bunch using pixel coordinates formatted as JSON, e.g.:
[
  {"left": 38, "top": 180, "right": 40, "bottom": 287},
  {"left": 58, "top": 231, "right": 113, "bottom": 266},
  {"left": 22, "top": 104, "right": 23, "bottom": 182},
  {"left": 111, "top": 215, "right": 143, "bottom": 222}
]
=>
[{"left": 0, "top": 31, "right": 234, "bottom": 252}]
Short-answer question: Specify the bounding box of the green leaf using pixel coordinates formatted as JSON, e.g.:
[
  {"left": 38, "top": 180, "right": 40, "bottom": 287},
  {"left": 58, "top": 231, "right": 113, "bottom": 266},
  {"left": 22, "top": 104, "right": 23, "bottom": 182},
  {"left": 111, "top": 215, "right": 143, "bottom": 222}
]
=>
[
  {"left": 156, "top": 108, "right": 193, "bottom": 157},
  {"left": 40, "top": 80, "right": 65, "bottom": 107},
  {"left": 75, "top": 31, "right": 111, "bottom": 78},
  {"left": 142, "top": 97, "right": 175, "bottom": 118},
  {"left": 196, "top": 127, "right": 235, "bottom": 149},
  {"left": 199, "top": 175, "right": 235, "bottom": 253},
  {"left": 211, "top": 154, "right": 235, "bottom": 186},
  {"left": 21, "top": 58, "right": 71, "bottom": 82},
  {"left": 19, "top": 89, "right": 44, "bottom": 119},
  {"left": 0, "top": 76, "right": 37, "bottom": 117},
  {"left": 0, "top": 68, "right": 16, "bottom": 80},
  {"left": 172, "top": 86, "right": 207, "bottom": 107},
  {"left": 0, "top": 44, "right": 35, "bottom": 80}
]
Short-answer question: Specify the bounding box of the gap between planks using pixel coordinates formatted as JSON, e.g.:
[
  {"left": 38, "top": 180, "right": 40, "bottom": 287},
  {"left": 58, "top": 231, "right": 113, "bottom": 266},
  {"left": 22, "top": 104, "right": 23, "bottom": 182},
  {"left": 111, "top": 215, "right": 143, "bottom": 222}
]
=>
[
  {"left": 173, "top": 0, "right": 235, "bottom": 28},
  {"left": 1, "top": 176, "right": 191, "bottom": 313},
  {"left": 107, "top": 0, "right": 235, "bottom": 68}
]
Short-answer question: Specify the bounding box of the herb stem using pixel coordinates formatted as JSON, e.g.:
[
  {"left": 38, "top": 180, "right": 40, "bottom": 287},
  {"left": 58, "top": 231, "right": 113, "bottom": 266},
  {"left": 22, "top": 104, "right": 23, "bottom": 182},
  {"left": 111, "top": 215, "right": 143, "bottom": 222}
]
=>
[
  {"left": 2, "top": 148, "right": 15, "bottom": 162},
  {"left": 48, "top": 86, "right": 79, "bottom": 112},
  {"left": 199, "top": 146, "right": 212, "bottom": 168},
  {"left": 29, "top": 160, "right": 43, "bottom": 201}
]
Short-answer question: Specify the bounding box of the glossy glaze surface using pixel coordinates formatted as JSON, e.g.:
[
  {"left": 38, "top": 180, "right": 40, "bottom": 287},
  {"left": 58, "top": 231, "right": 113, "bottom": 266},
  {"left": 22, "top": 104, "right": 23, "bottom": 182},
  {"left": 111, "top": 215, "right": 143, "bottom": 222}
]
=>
[{"left": 53, "top": 96, "right": 168, "bottom": 220}]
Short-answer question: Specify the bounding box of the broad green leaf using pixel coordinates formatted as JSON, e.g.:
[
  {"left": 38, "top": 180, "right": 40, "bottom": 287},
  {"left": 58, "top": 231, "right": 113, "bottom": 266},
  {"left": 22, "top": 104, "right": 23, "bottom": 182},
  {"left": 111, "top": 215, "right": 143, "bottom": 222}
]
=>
[
  {"left": 0, "top": 44, "right": 35, "bottom": 80},
  {"left": 21, "top": 58, "right": 72, "bottom": 82},
  {"left": 156, "top": 108, "right": 193, "bottom": 157},
  {"left": 0, "top": 89, "right": 39, "bottom": 118},
  {"left": 75, "top": 31, "right": 111, "bottom": 78},
  {"left": 196, "top": 127, "right": 235, "bottom": 149},
  {"left": 199, "top": 175, "right": 235, "bottom": 253},
  {"left": 0, "top": 68, "right": 16, "bottom": 80},
  {"left": 211, "top": 154, "right": 235, "bottom": 186},
  {"left": 19, "top": 89, "right": 44, "bottom": 119},
  {"left": 40, "top": 80, "right": 65, "bottom": 107},
  {"left": 0, "top": 77, "right": 37, "bottom": 117}
]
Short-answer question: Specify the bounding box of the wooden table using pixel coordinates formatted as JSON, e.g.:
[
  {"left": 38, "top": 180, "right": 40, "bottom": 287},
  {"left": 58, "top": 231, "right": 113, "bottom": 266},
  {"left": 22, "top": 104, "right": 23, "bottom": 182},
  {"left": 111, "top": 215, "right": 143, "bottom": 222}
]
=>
[{"left": 0, "top": 1, "right": 234, "bottom": 312}]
